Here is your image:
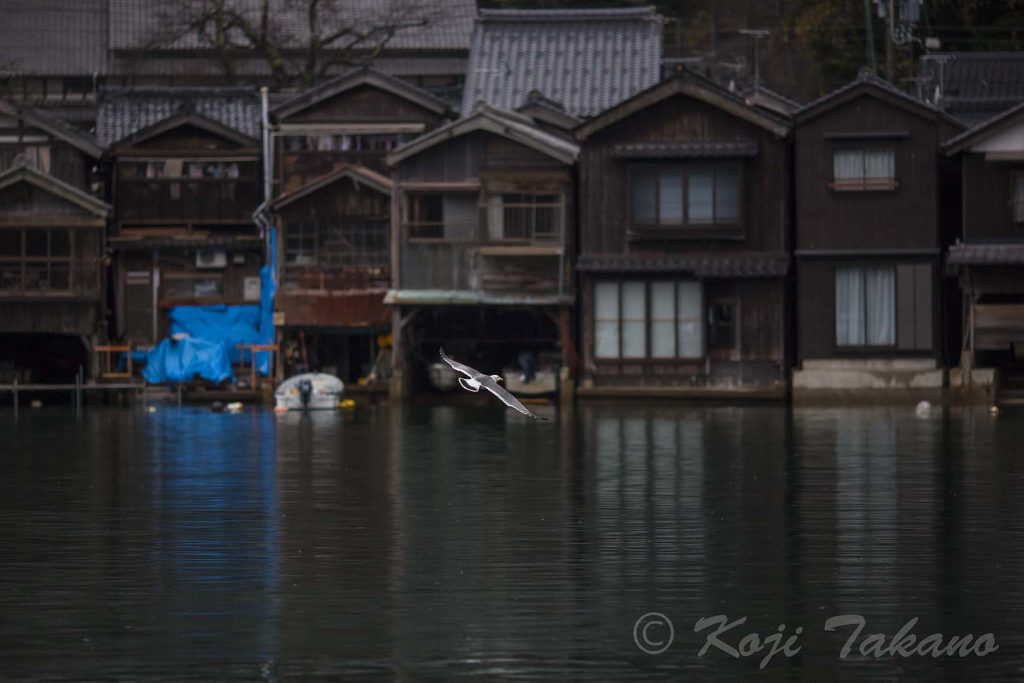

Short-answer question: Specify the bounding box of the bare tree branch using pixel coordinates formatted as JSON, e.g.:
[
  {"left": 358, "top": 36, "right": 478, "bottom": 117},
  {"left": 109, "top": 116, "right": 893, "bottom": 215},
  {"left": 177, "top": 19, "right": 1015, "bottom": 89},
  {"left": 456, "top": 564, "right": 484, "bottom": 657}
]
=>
[{"left": 145, "top": 0, "right": 444, "bottom": 88}]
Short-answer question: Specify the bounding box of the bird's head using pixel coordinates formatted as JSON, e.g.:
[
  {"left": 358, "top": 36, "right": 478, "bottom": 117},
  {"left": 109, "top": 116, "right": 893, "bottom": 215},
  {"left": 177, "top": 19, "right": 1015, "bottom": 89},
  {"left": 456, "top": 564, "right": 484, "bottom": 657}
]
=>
[{"left": 490, "top": 374, "right": 503, "bottom": 383}]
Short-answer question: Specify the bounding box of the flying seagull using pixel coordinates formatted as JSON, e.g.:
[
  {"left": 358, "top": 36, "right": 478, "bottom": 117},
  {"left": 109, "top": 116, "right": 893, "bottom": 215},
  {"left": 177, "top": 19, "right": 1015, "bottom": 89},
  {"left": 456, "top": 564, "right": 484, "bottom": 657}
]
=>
[{"left": 439, "top": 348, "right": 548, "bottom": 420}]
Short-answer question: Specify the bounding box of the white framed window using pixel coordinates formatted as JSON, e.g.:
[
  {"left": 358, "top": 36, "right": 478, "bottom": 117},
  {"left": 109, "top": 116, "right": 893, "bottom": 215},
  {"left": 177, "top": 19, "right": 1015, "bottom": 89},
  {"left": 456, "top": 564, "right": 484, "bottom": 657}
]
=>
[{"left": 594, "top": 280, "right": 704, "bottom": 359}]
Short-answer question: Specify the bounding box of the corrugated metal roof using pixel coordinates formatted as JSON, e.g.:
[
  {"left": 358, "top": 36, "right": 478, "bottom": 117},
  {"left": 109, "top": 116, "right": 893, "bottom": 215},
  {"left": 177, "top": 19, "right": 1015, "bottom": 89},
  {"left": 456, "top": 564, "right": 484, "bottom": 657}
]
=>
[
  {"left": 96, "top": 88, "right": 261, "bottom": 147},
  {"left": 948, "top": 243, "right": 1024, "bottom": 265},
  {"left": 576, "top": 253, "right": 790, "bottom": 278},
  {"left": 0, "top": 0, "right": 109, "bottom": 76},
  {"left": 108, "top": 0, "right": 475, "bottom": 52},
  {"left": 461, "top": 7, "right": 663, "bottom": 118},
  {"left": 610, "top": 142, "right": 759, "bottom": 159}
]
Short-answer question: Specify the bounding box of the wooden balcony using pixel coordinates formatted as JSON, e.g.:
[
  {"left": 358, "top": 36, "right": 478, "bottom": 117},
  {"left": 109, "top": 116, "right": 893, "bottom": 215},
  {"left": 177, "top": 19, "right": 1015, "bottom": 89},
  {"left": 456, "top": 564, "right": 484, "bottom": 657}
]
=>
[
  {"left": 116, "top": 178, "right": 260, "bottom": 224},
  {"left": 0, "top": 258, "right": 102, "bottom": 299}
]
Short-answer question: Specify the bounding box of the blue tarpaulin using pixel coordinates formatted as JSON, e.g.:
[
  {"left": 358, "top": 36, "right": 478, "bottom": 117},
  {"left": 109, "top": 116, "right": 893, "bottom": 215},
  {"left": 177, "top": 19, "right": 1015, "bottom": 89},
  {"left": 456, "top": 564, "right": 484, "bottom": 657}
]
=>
[
  {"left": 141, "top": 228, "right": 278, "bottom": 385},
  {"left": 142, "top": 336, "right": 234, "bottom": 384}
]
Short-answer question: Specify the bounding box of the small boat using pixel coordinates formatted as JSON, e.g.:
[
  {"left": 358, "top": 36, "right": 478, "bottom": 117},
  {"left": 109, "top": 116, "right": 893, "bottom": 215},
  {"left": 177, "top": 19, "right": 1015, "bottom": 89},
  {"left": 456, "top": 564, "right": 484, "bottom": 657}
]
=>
[
  {"left": 502, "top": 366, "right": 559, "bottom": 396},
  {"left": 428, "top": 362, "right": 459, "bottom": 391},
  {"left": 274, "top": 372, "right": 344, "bottom": 410}
]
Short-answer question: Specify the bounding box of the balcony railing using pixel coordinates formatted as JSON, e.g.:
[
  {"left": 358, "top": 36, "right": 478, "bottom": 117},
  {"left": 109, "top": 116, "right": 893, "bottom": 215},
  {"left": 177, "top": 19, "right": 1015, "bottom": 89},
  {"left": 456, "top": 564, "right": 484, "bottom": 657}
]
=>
[
  {"left": 117, "top": 178, "right": 260, "bottom": 223},
  {"left": 0, "top": 259, "right": 102, "bottom": 298},
  {"left": 404, "top": 218, "right": 563, "bottom": 244}
]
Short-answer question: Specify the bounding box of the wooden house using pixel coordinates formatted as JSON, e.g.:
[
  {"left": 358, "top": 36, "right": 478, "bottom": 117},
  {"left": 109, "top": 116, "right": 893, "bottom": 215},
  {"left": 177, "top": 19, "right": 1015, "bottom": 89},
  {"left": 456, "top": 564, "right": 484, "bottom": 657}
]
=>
[
  {"left": 385, "top": 105, "right": 580, "bottom": 398},
  {"left": 945, "top": 101, "right": 1024, "bottom": 403},
  {"left": 573, "top": 72, "right": 792, "bottom": 397},
  {"left": 98, "top": 88, "right": 264, "bottom": 345},
  {"left": 0, "top": 99, "right": 109, "bottom": 382},
  {"left": 268, "top": 68, "right": 452, "bottom": 383},
  {"left": 791, "top": 74, "right": 964, "bottom": 396}
]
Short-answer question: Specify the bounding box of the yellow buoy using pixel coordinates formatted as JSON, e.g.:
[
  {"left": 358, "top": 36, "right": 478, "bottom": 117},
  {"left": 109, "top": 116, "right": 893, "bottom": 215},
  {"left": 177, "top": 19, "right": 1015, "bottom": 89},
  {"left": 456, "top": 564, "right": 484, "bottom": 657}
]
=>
[{"left": 338, "top": 398, "right": 356, "bottom": 409}]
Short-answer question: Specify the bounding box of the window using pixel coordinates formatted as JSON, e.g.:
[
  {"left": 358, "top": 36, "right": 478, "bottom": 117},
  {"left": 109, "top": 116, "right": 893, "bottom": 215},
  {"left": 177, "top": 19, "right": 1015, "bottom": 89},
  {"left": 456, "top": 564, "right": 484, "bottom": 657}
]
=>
[
  {"left": 836, "top": 266, "right": 895, "bottom": 346},
  {"left": 490, "top": 194, "right": 561, "bottom": 241},
  {"left": 284, "top": 133, "right": 411, "bottom": 153},
  {"left": 594, "top": 281, "right": 703, "bottom": 359},
  {"left": 0, "top": 227, "right": 74, "bottom": 293},
  {"left": 406, "top": 194, "right": 445, "bottom": 240},
  {"left": 631, "top": 162, "right": 742, "bottom": 227},
  {"left": 832, "top": 144, "right": 896, "bottom": 191}
]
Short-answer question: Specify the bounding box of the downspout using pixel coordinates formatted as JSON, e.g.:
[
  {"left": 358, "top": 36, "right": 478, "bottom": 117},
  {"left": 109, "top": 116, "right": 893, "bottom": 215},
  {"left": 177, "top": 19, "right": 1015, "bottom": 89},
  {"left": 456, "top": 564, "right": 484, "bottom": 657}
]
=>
[{"left": 252, "top": 86, "right": 274, "bottom": 236}]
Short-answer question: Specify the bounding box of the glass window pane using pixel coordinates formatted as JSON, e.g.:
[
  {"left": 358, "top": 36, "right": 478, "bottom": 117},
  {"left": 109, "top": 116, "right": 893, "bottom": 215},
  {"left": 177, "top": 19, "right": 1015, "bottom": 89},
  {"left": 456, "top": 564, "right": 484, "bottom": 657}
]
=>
[
  {"left": 677, "top": 281, "right": 703, "bottom": 357},
  {"left": 24, "top": 230, "right": 46, "bottom": 257},
  {"left": 864, "top": 148, "right": 894, "bottom": 180},
  {"left": 715, "top": 165, "right": 740, "bottom": 223},
  {"left": 622, "top": 282, "right": 646, "bottom": 357},
  {"left": 687, "top": 168, "right": 713, "bottom": 223},
  {"left": 0, "top": 230, "right": 20, "bottom": 257},
  {"left": 595, "top": 322, "right": 619, "bottom": 358},
  {"left": 651, "top": 282, "right": 675, "bottom": 358},
  {"left": 658, "top": 170, "right": 683, "bottom": 225},
  {"left": 49, "top": 229, "right": 70, "bottom": 257},
  {"left": 865, "top": 266, "right": 895, "bottom": 345},
  {"left": 632, "top": 168, "right": 657, "bottom": 223},
  {"left": 594, "top": 282, "right": 620, "bottom": 359},
  {"left": 836, "top": 267, "right": 866, "bottom": 345},
  {"left": 833, "top": 149, "right": 863, "bottom": 181}
]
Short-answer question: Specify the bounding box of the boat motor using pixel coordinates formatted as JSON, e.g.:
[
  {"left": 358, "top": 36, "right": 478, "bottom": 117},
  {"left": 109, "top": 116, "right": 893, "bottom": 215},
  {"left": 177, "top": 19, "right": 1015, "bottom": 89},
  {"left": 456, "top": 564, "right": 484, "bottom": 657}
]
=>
[{"left": 298, "top": 377, "right": 313, "bottom": 409}]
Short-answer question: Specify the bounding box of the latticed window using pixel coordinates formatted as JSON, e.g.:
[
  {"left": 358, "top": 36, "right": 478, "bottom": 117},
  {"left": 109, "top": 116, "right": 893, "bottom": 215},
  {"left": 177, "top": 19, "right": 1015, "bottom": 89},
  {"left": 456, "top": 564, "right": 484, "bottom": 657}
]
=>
[
  {"left": 594, "top": 280, "right": 704, "bottom": 360},
  {"left": 630, "top": 162, "right": 741, "bottom": 227}
]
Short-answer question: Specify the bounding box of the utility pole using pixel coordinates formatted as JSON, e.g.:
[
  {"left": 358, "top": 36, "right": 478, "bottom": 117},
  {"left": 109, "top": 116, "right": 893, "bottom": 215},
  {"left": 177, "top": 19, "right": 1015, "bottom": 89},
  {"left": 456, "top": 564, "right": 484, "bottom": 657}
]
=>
[
  {"left": 738, "top": 29, "right": 770, "bottom": 92},
  {"left": 885, "top": 0, "right": 896, "bottom": 81},
  {"left": 864, "top": 0, "right": 877, "bottom": 74}
]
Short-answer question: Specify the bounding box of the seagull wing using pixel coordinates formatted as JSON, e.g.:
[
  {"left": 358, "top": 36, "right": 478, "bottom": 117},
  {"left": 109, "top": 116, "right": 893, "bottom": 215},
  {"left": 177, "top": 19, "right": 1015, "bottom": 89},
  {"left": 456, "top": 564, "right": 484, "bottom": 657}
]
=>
[
  {"left": 439, "top": 347, "right": 479, "bottom": 379},
  {"left": 479, "top": 377, "right": 548, "bottom": 420}
]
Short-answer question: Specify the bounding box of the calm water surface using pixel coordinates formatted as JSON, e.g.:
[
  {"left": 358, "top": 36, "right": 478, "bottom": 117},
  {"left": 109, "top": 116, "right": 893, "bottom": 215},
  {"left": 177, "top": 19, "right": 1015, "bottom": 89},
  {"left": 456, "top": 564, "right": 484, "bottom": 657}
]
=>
[{"left": 1, "top": 403, "right": 1023, "bottom": 680}]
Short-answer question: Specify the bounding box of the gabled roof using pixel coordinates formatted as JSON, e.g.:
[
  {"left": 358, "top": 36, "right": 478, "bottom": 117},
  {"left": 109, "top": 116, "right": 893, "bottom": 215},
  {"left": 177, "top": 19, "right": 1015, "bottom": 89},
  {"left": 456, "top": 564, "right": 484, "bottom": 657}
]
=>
[
  {"left": 0, "top": 163, "right": 111, "bottom": 217},
  {"left": 795, "top": 72, "right": 961, "bottom": 126},
  {"left": 462, "top": 7, "right": 663, "bottom": 118},
  {"left": 918, "top": 52, "right": 1024, "bottom": 126},
  {"left": 516, "top": 92, "right": 582, "bottom": 131},
  {"left": 0, "top": 0, "right": 109, "bottom": 76},
  {"left": 387, "top": 104, "right": 580, "bottom": 166},
  {"left": 270, "top": 164, "right": 392, "bottom": 210},
  {"left": 108, "top": 0, "right": 475, "bottom": 52},
  {"left": 576, "top": 70, "right": 791, "bottom": 141},
  {"left": 944, "top": 99, "right": 1024, "bottom": 155},
  {"left": 0, "top": 98, "right": 103, "bottom": 158},
  {"left": 272, "top": 67, "right": 451, "bottom": 121},
  {"left": 110, "top": 110, "right": 260, "bottom": 149},
  {"left": 96, "top": 87, "right": 261, "bottom": 147}
]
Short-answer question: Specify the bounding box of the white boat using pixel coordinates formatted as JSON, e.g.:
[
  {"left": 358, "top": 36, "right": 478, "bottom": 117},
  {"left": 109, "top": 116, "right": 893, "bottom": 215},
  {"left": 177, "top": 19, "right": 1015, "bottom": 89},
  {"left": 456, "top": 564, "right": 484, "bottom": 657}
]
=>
[
  {"left": 428, "top": 362, "right": 459, "bottom": 391},
  {"left": 274, "top": 372, "right": 344, "bottom": 410}
]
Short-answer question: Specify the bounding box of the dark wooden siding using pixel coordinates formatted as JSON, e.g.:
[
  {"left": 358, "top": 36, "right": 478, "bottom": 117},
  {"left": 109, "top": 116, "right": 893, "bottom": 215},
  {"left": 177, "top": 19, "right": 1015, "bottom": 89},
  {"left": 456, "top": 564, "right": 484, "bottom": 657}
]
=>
[
  {"left": 284, "top": 85, "right": 446, "bottom": 126},
  {"left": 961, "top": 152, "right": 1023, "bottom": 242},
  {"left": 795, "top": 94, "right": 942, "bottom": 251},
  {"left": 578, "top": 94, "right": 790, "bottom": 256}
]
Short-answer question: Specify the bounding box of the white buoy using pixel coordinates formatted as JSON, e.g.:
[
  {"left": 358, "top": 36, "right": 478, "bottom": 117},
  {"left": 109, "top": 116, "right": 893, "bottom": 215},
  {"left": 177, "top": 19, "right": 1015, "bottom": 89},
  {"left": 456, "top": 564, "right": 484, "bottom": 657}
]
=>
[
  {"left": 147, "top": 406, "right": 157, "bottom": 413},
  {"left": 915, "top": 400, "right": 932, "bottom": 418},
  {"left": 990, "top": 405, "right": 1000, "bottom": 416}
]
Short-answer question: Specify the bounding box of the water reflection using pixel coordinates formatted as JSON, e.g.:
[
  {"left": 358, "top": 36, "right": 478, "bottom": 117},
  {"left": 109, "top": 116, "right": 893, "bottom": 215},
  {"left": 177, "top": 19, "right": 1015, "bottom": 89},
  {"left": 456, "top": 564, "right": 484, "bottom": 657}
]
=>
[{"left": 0, "top": 404, "right": 1023, "bottom": 679}]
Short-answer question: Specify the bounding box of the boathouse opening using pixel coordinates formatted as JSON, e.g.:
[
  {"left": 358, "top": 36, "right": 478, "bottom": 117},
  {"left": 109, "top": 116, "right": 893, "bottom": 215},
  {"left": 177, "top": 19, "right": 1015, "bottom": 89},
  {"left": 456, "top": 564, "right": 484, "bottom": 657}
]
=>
[{"left": 0, "top": 333, "right": 89, "bottom": 388}]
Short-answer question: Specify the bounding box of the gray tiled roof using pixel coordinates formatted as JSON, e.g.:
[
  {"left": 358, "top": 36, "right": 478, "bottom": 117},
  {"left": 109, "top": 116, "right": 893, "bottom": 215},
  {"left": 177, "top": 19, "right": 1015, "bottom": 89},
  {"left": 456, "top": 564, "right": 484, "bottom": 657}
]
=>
[
  {"left": 108, "top": 0, "right": 475, "bottom": 52},
  {"left": 96, "top": 88, "right": 261, "bottom": 147},
  {"left": 918, "top": 52, "right": 1024, "bottom": 126},
  {"left": 461, "top": 7, "right": 663, "bottom": 119},
  {"left": 948, "top": 243, "right": 1024, "bottom": 266},
  {"left": 610, "top": 142, "right": 759, "bottom": 159},
  {"left": 576, "top": 253, "right": 790, "bottom": 278},
  {"left": 0, "top": 0, "right": 109, "bottom": 76}
]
